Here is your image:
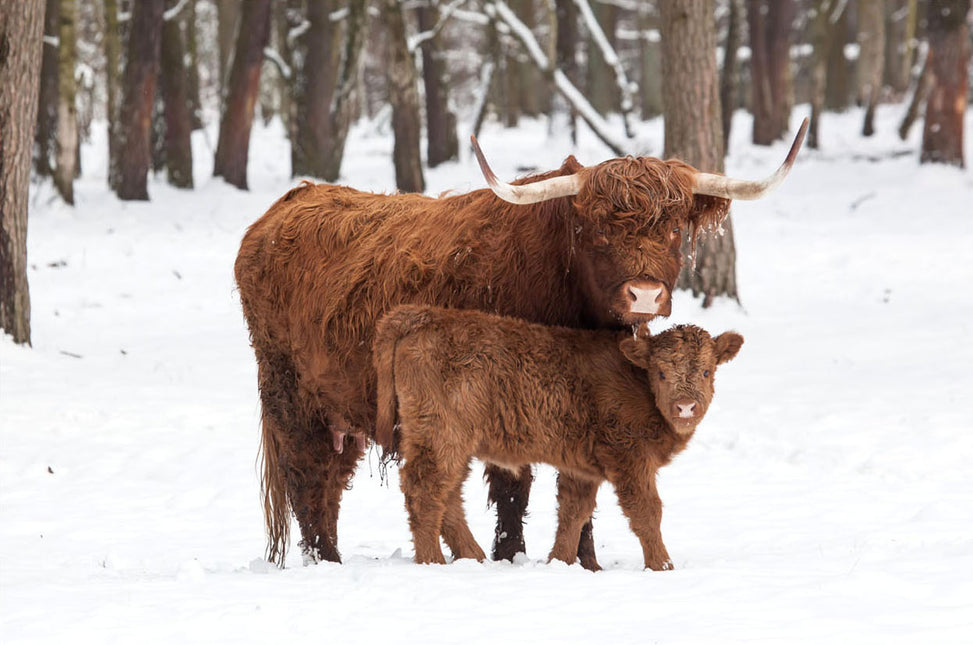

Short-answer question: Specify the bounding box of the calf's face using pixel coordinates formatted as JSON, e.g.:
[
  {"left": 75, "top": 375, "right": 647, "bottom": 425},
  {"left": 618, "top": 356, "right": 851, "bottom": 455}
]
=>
[{"left": 620, "top": 325, "right": 743, "bottom": 435}]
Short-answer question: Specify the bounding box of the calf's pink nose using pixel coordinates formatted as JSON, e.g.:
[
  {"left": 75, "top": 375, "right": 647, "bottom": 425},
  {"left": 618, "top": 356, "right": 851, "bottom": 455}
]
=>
[{"left": 675, "top": 401, "right": 697, "bottom": 419}]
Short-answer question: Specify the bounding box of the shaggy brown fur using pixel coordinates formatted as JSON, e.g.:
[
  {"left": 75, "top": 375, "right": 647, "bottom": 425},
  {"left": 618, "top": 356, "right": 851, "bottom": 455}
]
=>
[
  {"left": 374, "top": 306, "right": 742, "bottom": 570},
  {"left": 235, "top": 154, "right": 731, "bottom": 566}
]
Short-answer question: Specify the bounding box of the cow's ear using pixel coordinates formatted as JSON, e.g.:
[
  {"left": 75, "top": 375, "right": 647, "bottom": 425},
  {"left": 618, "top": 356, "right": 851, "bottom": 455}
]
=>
[
  {"left": 620, "top": 337, "right": 651, "bottom": 369},
  {"left": 714, "top": 332, "right": 744, "bottom": 365}
]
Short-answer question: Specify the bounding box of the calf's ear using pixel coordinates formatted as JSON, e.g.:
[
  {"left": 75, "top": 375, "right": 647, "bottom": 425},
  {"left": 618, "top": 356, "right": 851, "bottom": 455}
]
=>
[
  {"left": 620, "top": 337, "right": 651, "bottom": 369},
  {"left": 714, "top": 332, "right": 744, "bottom": 365}
]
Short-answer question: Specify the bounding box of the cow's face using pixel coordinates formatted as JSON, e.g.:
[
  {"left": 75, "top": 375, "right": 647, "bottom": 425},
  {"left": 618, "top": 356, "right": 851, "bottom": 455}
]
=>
[
  {"left": 620, "top": 325, "right": 743, "bottom": 435},
  {"left": 573, "top": 158, "right": 729, "bottom": 326}
]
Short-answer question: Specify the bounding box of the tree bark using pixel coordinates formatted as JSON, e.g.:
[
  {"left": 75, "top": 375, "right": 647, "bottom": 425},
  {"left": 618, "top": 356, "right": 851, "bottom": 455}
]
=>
[
  {"left": 116, "top": 0, "right": 164, "bottom": 201},
  {"left": 637, "top": 3, "right": 661, "bottom": 119},
  {"left": 660, "top": 0, "right": 737, "bottom": 304},
  {"left": 858, "top": 0, "right": 886, "bottom": 136},
  {"left": 808, "top": 0, "right": 836, "bottom": 149},
  {"left": 213, "top": 0, "right": 271, "bottom": 190},
  {"left": 160, "top": 0, "right": 194, "bottom": 188},
  {"left": 417, "top": 2, "right": 458, "bottom": 167},
  {"left": 920, "top": 0, "right": 969, "bottom": 167},
  {"left": 555, "top": 0, "right": 579, "bottom": 144},
  {"left": 0, "top": 0, "right": 45, "bottom": 345},
  {"left": 34, "top": 0, "right": 58, "bottom": 178},
  {"left": 747, "top": 0, "right": 795, "bottom": 145},
  {"left": 53, "top": 0, "right": 78, "bottom": 204},
  {"left": 104, "top": 0, "right": 122, "bottom": 191},
  {"left": 720, "top": 0, "right": 742, "bottom": 153},
  {"left": 824, "top": 1, "right": 850, "bottom": 110},
  {"left": 584, "top": 0, "right": 618, "bottom": 116},
  {"left": 185, "top": 0, "right": 203, "bottom": 129},
  {"left": 290, "top": 0, "right": 339, "bottom": 178},
  {"left": 216, "top": 0, "right": 238, "bottom": 95},
  {"left": 383, "top": 0, "right": 424, "bottom": 193}
]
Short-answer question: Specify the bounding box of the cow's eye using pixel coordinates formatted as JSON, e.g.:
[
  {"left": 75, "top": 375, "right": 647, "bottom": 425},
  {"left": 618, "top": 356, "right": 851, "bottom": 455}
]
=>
[
  {"left": 658, "top": 371, "right": 666, "bottom": 381},
  {"left": 703, "top": 370, "right": 710, "bottom": 378}
]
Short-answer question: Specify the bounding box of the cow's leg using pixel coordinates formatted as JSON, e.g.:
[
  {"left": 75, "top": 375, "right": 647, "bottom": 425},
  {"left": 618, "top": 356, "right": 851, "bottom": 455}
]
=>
[
  {"left": 256, "top": 349, "right": 351, "bottom": 566},
  {"left": 440, "top": 464, "right": 486, "bottom": 562},
  {"left": 399, "top": 445, "right": 451, "bottom": 564},
  {"left": 485, "top": 463, "right": 533, "bottom": 561},
  {"left": 576, "top": 520, "right": 600, "bottom": 572},
  {"left": 610, "top": 473, "right": 673, "bottom": 571},
  {"left": 548, "top": 474, "right": 600, "bottom": 569}
]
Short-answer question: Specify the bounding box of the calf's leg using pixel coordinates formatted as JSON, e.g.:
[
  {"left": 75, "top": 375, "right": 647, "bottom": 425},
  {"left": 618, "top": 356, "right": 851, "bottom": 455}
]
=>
[
  {"left": 548, "top": 474, "right": 599, "bottom": 569},
  {"left": 486, "top": 463, "right": 533, "bottom": 561},
  {"left": 611, "top": 475, "right": 673, "bottom": 571},
  {"left": 440, "top": 466, "right": 486, "bottom": 562},
  {"left": 400, "top": 447, "right": 450, "bottom": 564}
]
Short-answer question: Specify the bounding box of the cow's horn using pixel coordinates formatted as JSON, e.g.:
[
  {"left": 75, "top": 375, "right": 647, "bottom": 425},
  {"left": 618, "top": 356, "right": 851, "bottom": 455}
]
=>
[
  {"left": 693, "top": 117, "right": 808, "bottom": 200},
  {"left": 471, "top": 135, "right": 582, "bottom": 205}
]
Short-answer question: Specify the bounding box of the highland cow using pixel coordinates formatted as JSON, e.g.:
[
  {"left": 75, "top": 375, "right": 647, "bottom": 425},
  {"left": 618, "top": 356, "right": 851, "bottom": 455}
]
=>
[
  {"left": 374, "top": 305, "right": 743, "bottom": 570},
  {"left": 235, "top": 120, "right": 805, "bottom": 567}
]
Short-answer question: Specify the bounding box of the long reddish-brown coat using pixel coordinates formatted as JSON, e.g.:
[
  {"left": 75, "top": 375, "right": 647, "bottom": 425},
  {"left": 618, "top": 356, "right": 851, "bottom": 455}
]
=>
[
  {"left": 235, "top": 155, "right": 730, "bottom": 566},
  {"left": 374, "top": 305, "right": 743, "bottom": 570}
]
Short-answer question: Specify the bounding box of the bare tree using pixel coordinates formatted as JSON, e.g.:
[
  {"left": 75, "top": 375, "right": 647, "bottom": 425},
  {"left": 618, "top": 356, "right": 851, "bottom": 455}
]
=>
[
  {"left": 661, "top": 0, "right": 737, "bottom": 305},
  {"left": 54, "top": 0, "right": 79, "bottom": 204},
  {"left": 416, "top": 1, "right": 459, "bottom": 167},
  {"left": 825, "top": 0, "right": 850, "bottom": 110},
  {"left": 383, "top": 0, "right": 425, "bottom": 192},
  {"left": 808, "top": 0, "right": 842, "bottom": 148},
  {"left": 0, "top": 0, "right": 45, "bottom": 345},
  {"left": 104, "top": 0, "right": 123, "bottom": 191},
  {"left": 160, "top": 0, "right": 194, "bottom": 188},
  {"left": 920, "top": 0, "right": 970, "bottom": 167},
  {"left": 858, "top": 0, "right": 886, "bottom": 136},
  {"left": 116, "top": 0, "right": 164, "bottom": 201},
  {"left": 720, "top": 0, "right": 743, "bottom": 152},
  {"left": 213, "top": 0, "right": 271, "bottom": 189},
  {"left": 747, "top": 0, "right": 795, "bottom": 145},
  {"left": 34, "top": 0, "right": 58, "bottom": 178}
]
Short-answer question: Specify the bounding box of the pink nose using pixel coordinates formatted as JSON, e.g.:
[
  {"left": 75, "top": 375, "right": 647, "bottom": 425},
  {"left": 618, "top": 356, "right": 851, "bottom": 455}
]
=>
[
  {"left": 675, "top": 401, "right": 697, "bottom": 419},
  {"left": 627, "top": 281, "right": 667, "bottom": 315}
]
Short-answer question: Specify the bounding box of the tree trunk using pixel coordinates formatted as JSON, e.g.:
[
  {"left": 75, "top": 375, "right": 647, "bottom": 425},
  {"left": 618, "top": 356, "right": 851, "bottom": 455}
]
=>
[
  {"left": 858, "top": 0, "right": 886, "bottom": 136},
  {"left": 34, "top": 0, "right": 58, "bottom": 178},
  {"left": 898, "top": 43, "right": 931, "bottom": 140},
  {"left": 585, "top": 0, "right": 618, "bottom": 116},
  {"left": 53, "top": 0, "right": 78, "bottom": 204},
  {"left": 637, "top": 4, "right": 662, "bottom": 119},
  {"left": 660, "top": 0, "right": 737, "bottom": 304},
  {"left": 290, "top": 0, "right": 338, "bottom": 178},
  {"left": 116, "top": 0, "right": 164, "bottom": 201},
  {"left": 920, "top": 0, "right": 969, "bottom": 167},
  {"left": 416, "top": 3, "right": 458, "bottom": 167},
  {"left": 213, "top": 0, "right": 271, "bottom": 190},
  {"left": 747, "top": 0, "right": 795, "bottom": 145},
  {"left": 383, "top": 0, "right": 424, "bottom": 193},
  {"left": 104, "top": 0, "right": 122, "bottom": 191},
  {"left": 0, "top": 0, "right": 45, "bottom": 345},
  {"left": 186, "top": 0, "right": 203, "bottom": 129},
  {"left": 216, "top": 0, "right": 238, "bottom": 96},
  {"left": 555, "top": 0, "right": 579, "bottom": 144},
  {"left": 808, "top": 0, "right": 836, "bottom": 149},
  {"left": 160, "top": 0, "right": 194, "bottom": 188},
  {"left": 825, "top": 1, "right": 850, "bottom": 110},
  {"left": 720, "top": 0, "right": 742, "bottom": 153}
]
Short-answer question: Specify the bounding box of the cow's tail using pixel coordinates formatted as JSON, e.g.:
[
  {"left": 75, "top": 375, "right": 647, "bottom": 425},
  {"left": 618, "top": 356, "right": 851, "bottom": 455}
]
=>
[{"left": 260, "top": 413, "right": 291, "bottom": 567}]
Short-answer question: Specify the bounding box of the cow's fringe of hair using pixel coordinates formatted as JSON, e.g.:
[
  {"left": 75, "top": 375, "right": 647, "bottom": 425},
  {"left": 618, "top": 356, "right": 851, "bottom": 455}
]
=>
[{"left": 260, "top": 422, "right": 290, "bottom": 568}]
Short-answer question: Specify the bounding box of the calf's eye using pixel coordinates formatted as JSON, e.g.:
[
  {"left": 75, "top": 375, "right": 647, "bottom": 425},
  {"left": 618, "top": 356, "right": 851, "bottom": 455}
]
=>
[
  {"left": 658, "top": 371, "right": 666, "bottom": 381},
  {"left": 703, "top": 370, "right": 710, "bottom": 377}
]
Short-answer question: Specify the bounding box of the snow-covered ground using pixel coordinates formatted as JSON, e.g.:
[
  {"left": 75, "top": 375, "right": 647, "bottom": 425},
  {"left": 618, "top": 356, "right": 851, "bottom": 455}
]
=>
[{"left": 3, "top": 107, "right": 973, "bottom": 644}]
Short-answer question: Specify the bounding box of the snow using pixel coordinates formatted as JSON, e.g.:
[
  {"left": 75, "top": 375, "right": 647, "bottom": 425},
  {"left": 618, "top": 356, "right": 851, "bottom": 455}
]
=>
[{"left": 3, "top": 106, "right": 973, "bottom": 644}]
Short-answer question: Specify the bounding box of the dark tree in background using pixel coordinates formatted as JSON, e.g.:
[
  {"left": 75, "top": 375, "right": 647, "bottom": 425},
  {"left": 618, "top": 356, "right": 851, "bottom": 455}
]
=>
[
  {"left": 34, "top": 0, "right": 59, "bottom": 179},
  {"left": 555, "top": 0, "right": 580, "bottom": 143},
  {"left": 290, "top": 0, "right": 340, "bottom": 179},
  {"left": 920, "top": 0, "right": 970, "bottom": 168},
  {"left": 116, "top": 0, "right": 164, "bottom": 201},
  {"left": 661, "top": 0, "right": 737, "bottom": 305},
  {"left": 0, "top": 0, "right": 45, "bottom": 345},
  {"left": 719, "top": 0, "right": 743, "bottom": 152},
  {"left": 103, "top": 0, "right": 122, "bottom": 191},
  {"left": 416, "top": 2, "right": 458, "bottom": 168},
  {"left": 383, "top": 0, "right": 425, "bottom": 193},
  {"left": 213, "top": 0, "right": 271, "bottom": 189},
  {"left": 585, "top": 0, "right": 619, "bottom": 117},
  {"left": 53, "top": 0, "right": 79, "bottom": 204},
  {"left": 160, "top": 0, "right": 195, "bottom": 188},
  {"left": 858, "top": 0, "right": 886, "bottom": 136},
  {"left": 747, "top": 0, "right": 795, "bottom": 145},
  {"left": 825, "top": 1, "right": 851, "bottom": 111}
]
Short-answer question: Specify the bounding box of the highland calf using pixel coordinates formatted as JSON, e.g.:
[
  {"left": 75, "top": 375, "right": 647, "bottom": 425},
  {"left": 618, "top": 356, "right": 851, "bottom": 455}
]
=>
[{"left": 374, "top": 305, "right": 743, "bottom": 570}]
